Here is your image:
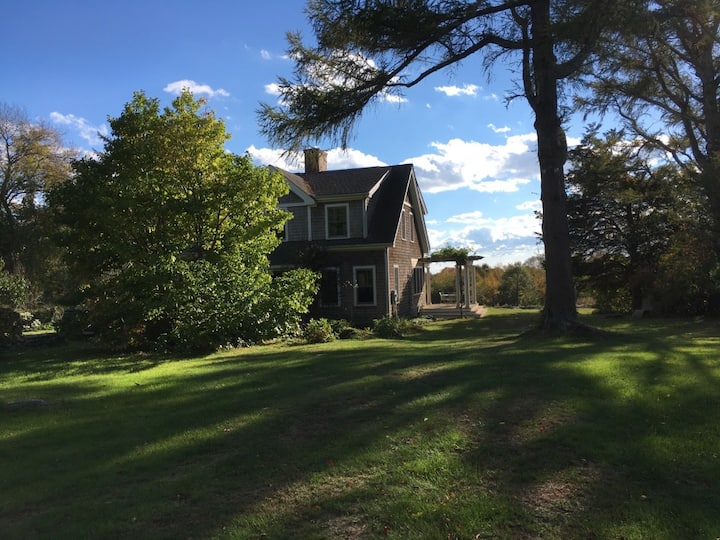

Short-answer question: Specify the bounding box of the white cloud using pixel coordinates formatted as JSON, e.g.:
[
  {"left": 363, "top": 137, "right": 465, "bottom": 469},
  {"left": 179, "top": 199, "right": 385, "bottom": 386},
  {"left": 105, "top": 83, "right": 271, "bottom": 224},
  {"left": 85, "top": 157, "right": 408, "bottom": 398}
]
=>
[
  {"left": 428, "top": 210, "right": 543, "bottom": 266},
  {"left": 264, "top": 83, "right": 282, "bottom": 96},
  {"left": 50, "top": 112, "right": 108, "bottom": 148},
  {"left": 434, "top": 83, "right": 479, "bottom": 97},
  {"left": 516, "top": 199, "right": 541, "bottom": 212},
  {"left": 382, "top": 93, "right": 408, "bottom": 104},
  {"left": 488, "top": 123, "right": 511, "bottom": 134},
  {"left": 260, "top": 49, "right": 272, "bottom": 60},
  {"left": 246, "top": 145, "right": 386, "bottom": 172},
  {"left": 408, "top": 134, "right": 539, "bottom": 194},
  {"left": 163, "top": 80, "right": 230, "bottom": 98}
]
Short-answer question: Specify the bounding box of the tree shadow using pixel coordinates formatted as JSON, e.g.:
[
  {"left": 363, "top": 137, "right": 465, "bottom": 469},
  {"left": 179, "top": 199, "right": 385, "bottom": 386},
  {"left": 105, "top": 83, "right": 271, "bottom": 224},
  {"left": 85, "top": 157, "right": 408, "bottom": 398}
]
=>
[{"left": 2, "top": 314, "right": 719, "bottom": 538}]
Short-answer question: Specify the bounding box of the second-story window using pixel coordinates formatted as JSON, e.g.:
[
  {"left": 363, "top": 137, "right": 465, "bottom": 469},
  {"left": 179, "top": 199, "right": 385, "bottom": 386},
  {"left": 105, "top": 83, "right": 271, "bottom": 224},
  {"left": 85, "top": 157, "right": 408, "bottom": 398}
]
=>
[{"left": 326, "top": 203, "right": 349, "bottom": 239}]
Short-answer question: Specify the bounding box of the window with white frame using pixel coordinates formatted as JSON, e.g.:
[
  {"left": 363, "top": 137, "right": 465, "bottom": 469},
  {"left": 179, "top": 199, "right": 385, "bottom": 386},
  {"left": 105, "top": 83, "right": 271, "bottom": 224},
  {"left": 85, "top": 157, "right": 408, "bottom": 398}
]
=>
[
  {"left": 319, "top": 267, "right": 340, "bottom": 306},
  {"left": 354, "top": 266, "right": 376, "bottom": 305},
  {"left": 326, "top": 203, "right": 349, "bottom": 239},
  {"left": 401, "top": 209, "right": 407, "bottom": 240},
  {"left": 409, "top": 211, "right": 415, "bottom": 242}
]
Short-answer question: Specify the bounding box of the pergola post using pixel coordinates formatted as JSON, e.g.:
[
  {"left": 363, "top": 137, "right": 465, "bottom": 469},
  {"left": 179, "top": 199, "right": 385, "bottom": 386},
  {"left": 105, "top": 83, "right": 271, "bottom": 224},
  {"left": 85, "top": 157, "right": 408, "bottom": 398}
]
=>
[
  {"left": 464, "top": 263, "right": 471, "bottom": 308},
  {"left": 455, "top": 261, "right": 462, "bottom": 309}
]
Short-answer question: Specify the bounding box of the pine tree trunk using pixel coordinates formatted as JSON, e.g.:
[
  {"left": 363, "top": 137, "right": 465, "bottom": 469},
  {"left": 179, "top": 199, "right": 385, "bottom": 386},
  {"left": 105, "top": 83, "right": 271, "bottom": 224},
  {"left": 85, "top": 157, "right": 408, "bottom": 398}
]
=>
[{"left": 531, "top": 0, "right": 578, "bottom": 330}]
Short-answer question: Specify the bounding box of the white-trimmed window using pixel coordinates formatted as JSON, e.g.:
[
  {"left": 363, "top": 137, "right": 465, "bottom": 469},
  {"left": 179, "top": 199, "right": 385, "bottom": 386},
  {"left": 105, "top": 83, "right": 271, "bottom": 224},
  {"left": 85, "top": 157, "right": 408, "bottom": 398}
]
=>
[
  {"left": 319, "top": 267, "right": 340, "bottom": 306},
  {"left": 409, "top": 211, "right": 415, "bottom": 242},
  {"left": 354, "top": 266, "right": 376, "bottom": 306},
  {"left": 326, "top": 203, "right": 349, "bottom": 239},
  {"left": 401, "top": 209, "right": 407, "bottom": 240}
]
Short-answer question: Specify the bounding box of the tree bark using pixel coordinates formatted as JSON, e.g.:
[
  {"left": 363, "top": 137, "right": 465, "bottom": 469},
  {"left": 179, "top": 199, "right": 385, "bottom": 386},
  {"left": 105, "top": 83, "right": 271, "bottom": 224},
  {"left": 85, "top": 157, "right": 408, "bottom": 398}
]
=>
[{"left": 531, "top": 0, "right": 578, "bottom": 329}]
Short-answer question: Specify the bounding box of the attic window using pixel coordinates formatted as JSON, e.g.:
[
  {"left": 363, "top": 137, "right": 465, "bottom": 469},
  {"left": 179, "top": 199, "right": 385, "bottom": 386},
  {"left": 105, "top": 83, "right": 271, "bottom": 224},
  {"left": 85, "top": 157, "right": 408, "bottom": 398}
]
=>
[{"left": 326, "top": 203, "right": 349, "bottom": 239}]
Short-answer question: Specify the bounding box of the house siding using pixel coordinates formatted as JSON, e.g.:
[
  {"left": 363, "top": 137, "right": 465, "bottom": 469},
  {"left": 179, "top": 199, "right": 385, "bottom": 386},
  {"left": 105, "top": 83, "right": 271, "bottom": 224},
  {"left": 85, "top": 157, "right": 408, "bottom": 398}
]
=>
[
  {"left": 306, "top": 249, "right": 388, "bottom": 326},
  {"left": 388, "top": 196, "right": 429, "bottom": 318},
  {"left": 285, "top": 207, "right": 308, "bottom": 241}
]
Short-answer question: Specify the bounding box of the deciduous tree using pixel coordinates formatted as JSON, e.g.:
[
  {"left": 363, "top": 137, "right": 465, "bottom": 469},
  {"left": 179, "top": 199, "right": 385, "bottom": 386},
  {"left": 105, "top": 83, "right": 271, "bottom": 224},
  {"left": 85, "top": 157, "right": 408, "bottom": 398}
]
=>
[
  {"left": 50, "top": 91, "right": 317, "bottom": 352},
  {"left": 0, "top": 103, "right": 73, "bottom": 280}
]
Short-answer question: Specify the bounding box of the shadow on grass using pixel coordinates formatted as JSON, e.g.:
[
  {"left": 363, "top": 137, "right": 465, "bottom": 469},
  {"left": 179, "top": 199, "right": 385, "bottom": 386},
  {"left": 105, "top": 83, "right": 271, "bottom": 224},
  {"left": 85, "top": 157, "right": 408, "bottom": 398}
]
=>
[{"left": 1, "top": 312, "right": 719, "bottom": 538}]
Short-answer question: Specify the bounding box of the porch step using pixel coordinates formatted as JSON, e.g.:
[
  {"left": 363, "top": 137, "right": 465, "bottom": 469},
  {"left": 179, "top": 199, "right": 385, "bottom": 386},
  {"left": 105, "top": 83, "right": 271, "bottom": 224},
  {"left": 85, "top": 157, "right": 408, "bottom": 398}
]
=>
[{"left": 421, "top": 304, "right": 487, "bottom": 320}]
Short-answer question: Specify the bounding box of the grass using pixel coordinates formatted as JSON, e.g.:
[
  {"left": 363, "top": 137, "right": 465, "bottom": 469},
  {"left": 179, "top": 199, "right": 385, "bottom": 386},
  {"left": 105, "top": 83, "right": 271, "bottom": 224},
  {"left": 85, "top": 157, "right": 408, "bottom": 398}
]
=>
[{"left": 1, "top": 309, "right": 719, "bottom": 539}]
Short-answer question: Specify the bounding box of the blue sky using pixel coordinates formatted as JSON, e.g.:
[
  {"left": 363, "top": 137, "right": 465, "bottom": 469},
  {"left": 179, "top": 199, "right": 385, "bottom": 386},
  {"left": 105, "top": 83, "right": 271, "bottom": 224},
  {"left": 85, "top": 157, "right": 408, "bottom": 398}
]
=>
[{"left": 7, "top": 1, "right": 589, "bottom": 266}]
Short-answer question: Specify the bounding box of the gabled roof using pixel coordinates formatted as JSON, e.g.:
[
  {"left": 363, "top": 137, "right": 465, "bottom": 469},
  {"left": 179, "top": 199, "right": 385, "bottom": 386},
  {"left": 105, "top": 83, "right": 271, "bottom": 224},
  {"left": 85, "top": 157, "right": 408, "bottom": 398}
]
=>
[
  {"left": 300, "top": 166, "right": 388, "bottom": 199},
  {"left": 274, "top": 161, "right": 430, "bottom": 256}
]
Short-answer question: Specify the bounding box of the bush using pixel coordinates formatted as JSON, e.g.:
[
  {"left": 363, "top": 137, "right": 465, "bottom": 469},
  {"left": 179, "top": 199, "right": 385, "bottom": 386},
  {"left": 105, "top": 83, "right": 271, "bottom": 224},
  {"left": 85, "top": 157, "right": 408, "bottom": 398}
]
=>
[
  {"left": 329, "top": 319, "right": 357, "bottom": 339},
  {"left": 55, "top": 307, "right": 93, "bottom": 340},
  {"left": 373, "top": 316, "right": 430, "bottom": 338},
  {"left": 0, "top": 264, "right": 29, "bottom": 309},
  {"left": 372, "top": 316, "right": 402, "bottom": 338},
  {"left": 0, "top": 307, "right": 23, "bottom": 345},
  {"left": 304, "top": 318, "right": 336, "bottom": 344}
]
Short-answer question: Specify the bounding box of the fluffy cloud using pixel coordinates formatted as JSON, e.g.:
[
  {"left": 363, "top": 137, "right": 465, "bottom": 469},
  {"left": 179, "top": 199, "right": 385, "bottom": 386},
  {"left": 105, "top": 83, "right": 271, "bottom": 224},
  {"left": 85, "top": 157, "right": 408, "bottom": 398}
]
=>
[
  {"left": 50, "top": 112, "right": 108, "bottom": 148},
  {"left": 264, "top": 83, "right": 282, "bottom": 96},
  {"left": 429, "top": 209, "right": 543, "bottom": 266},
  {"left": 488, "top": 123, "right": 511, "bottom": 133},
  {"left": 408, "top": 134, "right": 539, "bottom": 194},
  {"left": 381, "top": 93, "right": 408, "bottom": 104},
  {"left": 163, "top": 80, "right": 230, "bottom": 98},
  {"left": 247, "top": 145, "right": 386, "bottom": 172},
  {"left": 434, "top": 84, "right": 479, "bottom": 97}
]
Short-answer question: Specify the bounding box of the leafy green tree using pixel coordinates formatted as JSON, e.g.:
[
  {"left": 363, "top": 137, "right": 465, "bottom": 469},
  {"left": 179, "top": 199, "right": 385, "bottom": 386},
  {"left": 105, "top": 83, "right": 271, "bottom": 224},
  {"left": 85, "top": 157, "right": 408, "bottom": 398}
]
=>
[
  {"left": 50, "top": 91, "right": 317, "bottom": 352},
  {"left": 497, "top": 263, "right": 543, "bottom": 306},
  {"left": 0, "top": 102, "right": 73, "bottom": 286},
  {"left": 566, "top": 129, "right": 675, "bottom": 312},
  {"left": 475, "top": 264, "right": 503, "bottom": 305},
  {"left": 431, "top": 266, "right": 457, "bottom": 298},
  {"left": 258, "top": 0, "right": 636, "bottom": 331}
]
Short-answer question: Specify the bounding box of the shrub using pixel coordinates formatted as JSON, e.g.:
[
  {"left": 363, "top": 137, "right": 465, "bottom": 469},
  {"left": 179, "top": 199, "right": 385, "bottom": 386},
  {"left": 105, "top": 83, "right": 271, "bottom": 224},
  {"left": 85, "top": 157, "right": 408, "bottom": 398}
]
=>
[
  {"left": 304, "top": 318, "right": 336, "bottom": 344},
  {"left": 0, "top": 264, "right": 29, "bottom": 309},
  {"left": 373, "top": 316, "right": 430, "bottom": 338},
  {"left": 372, "top": 316, "right": 402, "bottom": 338},
  {"left": 55, "top": 307, "right": 93, "bottom": 340},
  {"left": 329, "top": 319, "right": 357, "bottom": 339},
  {"left": 0, "top": 307, "right": 23, "bottom": 345}
]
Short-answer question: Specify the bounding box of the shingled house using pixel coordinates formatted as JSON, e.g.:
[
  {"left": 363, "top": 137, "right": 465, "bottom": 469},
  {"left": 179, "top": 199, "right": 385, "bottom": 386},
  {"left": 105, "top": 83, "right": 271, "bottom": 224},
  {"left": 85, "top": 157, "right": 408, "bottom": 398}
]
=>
[{"left": 270, "top": 149, "right": 432, "bottom": 326}]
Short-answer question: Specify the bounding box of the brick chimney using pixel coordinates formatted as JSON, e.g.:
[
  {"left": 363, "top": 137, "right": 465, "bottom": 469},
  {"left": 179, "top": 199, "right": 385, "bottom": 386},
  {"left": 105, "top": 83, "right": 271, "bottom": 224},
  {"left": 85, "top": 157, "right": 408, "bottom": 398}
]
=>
[{"left": 304, "top": 148, "right": 327, "bottom": 173}]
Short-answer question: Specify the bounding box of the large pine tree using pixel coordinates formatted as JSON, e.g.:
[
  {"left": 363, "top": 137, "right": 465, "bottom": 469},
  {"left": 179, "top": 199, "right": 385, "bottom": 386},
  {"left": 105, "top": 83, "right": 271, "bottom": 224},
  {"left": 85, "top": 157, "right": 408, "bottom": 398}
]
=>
[{"left": 259, "top": 0, "right": 633, "bottom": 331}]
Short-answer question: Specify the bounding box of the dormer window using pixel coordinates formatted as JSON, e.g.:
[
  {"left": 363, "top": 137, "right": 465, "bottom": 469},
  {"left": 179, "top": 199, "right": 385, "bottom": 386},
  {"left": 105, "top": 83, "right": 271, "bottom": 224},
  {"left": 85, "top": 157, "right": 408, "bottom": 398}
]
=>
[{"left": 326, "top": 203, "right": 350, "bottom": 239}]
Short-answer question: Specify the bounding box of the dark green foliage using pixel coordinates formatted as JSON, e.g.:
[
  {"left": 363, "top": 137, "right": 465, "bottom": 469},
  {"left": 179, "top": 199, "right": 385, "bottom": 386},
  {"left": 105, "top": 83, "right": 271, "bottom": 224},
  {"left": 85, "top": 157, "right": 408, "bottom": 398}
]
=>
[
  {"left": 304, "top": 318, "right": 336, "bottom": 343},
  {"left": 0, "top": 307, "right": 22, "bottom": 344},
  {"left": 497, "top": 263, "right": 542, "bottom": 307},
  {"left": 0, "top": 262, "right": 29, "bottom": 308},
  {"left": 372, "top": 315, "right": 428, "bottom": 338},
  {"left": 566, "top": 130, "right": 676, "bottom": 312},
  {"left": 54, "top": 307, "right": 92, "bottom": 340}
]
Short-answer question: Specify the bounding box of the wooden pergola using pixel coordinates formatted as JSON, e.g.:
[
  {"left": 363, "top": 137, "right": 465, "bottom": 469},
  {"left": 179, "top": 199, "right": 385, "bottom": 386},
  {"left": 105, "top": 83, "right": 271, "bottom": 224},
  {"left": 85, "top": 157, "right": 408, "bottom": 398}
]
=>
[{"left": 425, "top": 253, "right": 484, "bottom": 309}]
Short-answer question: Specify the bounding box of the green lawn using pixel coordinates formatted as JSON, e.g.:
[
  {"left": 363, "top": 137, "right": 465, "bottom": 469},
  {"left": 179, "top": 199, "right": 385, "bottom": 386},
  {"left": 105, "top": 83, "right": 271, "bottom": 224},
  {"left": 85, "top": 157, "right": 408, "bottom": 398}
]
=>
[{"left": 2, "top": 310, "right": 719, "bottom": 539}]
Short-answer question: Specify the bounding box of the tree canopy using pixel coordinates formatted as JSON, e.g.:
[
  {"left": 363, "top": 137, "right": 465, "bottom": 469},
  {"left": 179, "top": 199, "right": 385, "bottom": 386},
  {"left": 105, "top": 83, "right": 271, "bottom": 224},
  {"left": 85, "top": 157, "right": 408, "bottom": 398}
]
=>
[
  {"left": 588, "top": 0, "right": 720, "bottom": 255},
  {"left": 0, "top": 103, "right": 73, "bottom": 279},
  {"left": 50, "top": 91, "right": 317, "bottom": 352},
  {"left": 566, "top": 130, "right": 675, "bottom": 311}
]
